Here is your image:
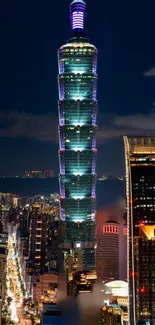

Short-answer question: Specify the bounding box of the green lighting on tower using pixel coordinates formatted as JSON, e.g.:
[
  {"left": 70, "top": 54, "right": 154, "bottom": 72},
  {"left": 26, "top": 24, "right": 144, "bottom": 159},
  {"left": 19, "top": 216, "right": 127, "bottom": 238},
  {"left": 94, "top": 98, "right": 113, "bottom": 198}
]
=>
[{"left": 58, "top": 0, "right": 98, "bottom": 271}]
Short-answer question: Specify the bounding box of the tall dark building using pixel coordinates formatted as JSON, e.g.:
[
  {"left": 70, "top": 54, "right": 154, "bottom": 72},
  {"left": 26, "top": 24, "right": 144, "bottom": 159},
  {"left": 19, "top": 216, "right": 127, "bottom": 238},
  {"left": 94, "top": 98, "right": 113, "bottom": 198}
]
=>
[
  {"left": 28, "top": 205, "right": 49, "bottom": 272},
  {"left": 47, "top": 217, "right": 59, "bottom": 273},
  {"left": 58, "top": 0, "right": 98, "bottom": 271},
  {"left": 19, "top": 208, "right": 29, "bottom": 237},
  {"left": 135, "top": 224, "right": 155, "bottom": 324},
  {"left": 124, "top": 137, "right": 155, "bottom": 325}
]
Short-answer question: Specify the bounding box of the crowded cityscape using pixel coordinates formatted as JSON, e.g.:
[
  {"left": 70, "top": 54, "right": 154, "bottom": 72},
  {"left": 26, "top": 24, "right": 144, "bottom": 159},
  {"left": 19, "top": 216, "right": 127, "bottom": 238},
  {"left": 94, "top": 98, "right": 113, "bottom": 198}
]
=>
[{"left": 0, "top": 0, "right": 155, "bottom": 324}]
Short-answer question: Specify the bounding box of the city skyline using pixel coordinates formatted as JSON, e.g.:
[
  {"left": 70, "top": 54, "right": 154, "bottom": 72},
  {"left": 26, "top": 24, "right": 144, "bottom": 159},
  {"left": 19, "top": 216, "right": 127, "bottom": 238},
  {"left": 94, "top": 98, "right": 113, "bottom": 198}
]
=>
[
  {"left": 0, "top": 0, "right": 155, "bottom": 176},
  {"left": 2, "top": 1, "right": 155, "bottom": 323}
]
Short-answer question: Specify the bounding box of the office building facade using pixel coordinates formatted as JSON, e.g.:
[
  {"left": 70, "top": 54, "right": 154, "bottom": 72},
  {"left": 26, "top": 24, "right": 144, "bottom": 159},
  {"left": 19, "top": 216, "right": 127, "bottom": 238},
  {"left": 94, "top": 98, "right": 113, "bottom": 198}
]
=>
[
  {"left": 58, "top": 0, "right": 98, "bottom": 271},
  {"left": 124, "top": 137, "right": 155, "bottom": 325},
  {"left": 28, "top": 206, "right": 49, "bottom": 272},
  {"left": 96, "top": 220, "right": 127, "bottom": 281},
  {"left": 135, "top": 225, "right": 155, "bottom": 324}
]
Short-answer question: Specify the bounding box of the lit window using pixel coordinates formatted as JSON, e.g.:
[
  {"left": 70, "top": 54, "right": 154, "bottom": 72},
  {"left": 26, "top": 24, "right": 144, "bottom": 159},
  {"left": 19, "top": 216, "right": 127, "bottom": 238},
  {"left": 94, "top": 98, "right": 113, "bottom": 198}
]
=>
[{"left": 103, "top": 225, "right": 119, "bottom": 234}]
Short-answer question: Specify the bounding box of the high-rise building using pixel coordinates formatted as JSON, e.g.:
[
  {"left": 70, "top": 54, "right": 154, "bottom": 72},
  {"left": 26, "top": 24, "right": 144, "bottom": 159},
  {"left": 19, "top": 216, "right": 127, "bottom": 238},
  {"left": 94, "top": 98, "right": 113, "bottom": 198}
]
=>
[
  {"left": 28, "top": 205, "right": 49, "bottom": 272},
  {"left": 135, "top": 225, "right": 155, "bottom": 324},
  {"left": 96, "top": 220, "right": 127, "bottom": 281},
  {"left": 124, "top": 137, "right": 155, "bottom": 325},
  {"left": 0, "top": 247, "right": 7, "bottom": 302},
  {"left": 47, "top": 217, "right": 60, "bottom": 273},
  {"left": 19, "top": 208, "right": 29, "bottom": 237},
  {"left": 58, "top": 0, "right": 98, "bottom": 272}
]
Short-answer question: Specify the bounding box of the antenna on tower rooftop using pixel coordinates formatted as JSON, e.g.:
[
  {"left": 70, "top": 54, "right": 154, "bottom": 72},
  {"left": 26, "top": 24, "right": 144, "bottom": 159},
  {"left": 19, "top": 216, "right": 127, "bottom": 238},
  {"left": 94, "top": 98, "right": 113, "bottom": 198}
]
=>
[{"left": 70, "top": 0, "right": 86, "bottom": 32}]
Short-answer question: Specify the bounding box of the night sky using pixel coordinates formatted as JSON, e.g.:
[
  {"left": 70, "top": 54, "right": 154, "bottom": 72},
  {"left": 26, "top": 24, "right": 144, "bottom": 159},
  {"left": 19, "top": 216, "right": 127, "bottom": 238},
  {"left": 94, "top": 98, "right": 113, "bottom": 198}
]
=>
[{"left": 0, "top": 0, "right": 155, "bottom": 176}]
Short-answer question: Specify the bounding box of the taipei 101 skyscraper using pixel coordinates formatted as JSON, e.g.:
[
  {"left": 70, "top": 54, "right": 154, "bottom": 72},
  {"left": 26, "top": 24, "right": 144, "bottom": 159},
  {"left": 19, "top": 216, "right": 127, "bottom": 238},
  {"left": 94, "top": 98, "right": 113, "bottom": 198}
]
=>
[{"left": 58, "top": 0, "right": 98, "bottom": 271}]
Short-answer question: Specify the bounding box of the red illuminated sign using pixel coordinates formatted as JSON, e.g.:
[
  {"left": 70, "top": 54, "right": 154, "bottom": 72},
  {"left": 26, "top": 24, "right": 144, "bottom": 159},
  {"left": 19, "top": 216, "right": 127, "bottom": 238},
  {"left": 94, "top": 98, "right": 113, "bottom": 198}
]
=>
[{"left": 103, "top": 225, "right": 119, "bottom": 234}]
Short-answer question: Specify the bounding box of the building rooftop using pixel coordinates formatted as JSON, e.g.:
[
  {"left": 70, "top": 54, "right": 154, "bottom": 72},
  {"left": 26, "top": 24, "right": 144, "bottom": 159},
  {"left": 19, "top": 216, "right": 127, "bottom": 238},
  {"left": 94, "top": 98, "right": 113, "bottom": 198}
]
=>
[
  {"left": 71, "top": 0, "right": 85, "bottom": 3},
  {"left": 105, "top": 220, "right": 119, "bottom": 224},
  {"left": 103, "top": 280, "right": 128, "bottom": 298},
  {"left": 124, "top": 136, "right": 155, "bottom": 154}
]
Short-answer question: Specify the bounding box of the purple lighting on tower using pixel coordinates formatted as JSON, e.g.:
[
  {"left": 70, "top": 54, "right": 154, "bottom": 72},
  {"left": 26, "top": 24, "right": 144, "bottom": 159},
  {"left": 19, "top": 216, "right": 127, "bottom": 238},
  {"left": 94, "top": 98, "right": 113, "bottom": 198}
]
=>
[
  {"left": 70, "top": 0, "right": 86, "bottom": 31},
  {"left": 72, "top": 12, "right": 84, "bottom": 30}
]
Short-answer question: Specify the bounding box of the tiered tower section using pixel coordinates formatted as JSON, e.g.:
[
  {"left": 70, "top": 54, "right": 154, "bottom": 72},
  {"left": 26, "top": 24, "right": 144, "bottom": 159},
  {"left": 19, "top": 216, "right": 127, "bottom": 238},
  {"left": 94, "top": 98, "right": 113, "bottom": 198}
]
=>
[{"left": 58, "top": 0, "right": 98, "bottom": 270}]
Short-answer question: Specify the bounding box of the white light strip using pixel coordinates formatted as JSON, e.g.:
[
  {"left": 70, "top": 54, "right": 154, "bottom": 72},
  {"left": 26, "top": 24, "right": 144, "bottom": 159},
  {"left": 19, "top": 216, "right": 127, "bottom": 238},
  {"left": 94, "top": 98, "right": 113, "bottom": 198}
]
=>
[{"left": 124, "top": 136, "right": 136, "bottom": 325}]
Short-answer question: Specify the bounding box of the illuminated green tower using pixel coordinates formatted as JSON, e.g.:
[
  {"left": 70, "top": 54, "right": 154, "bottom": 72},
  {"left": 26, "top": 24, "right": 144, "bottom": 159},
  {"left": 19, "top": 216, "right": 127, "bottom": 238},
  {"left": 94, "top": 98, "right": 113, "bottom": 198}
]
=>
[{"left": 58, "top": 0, "right": 98, "bottom": 270}]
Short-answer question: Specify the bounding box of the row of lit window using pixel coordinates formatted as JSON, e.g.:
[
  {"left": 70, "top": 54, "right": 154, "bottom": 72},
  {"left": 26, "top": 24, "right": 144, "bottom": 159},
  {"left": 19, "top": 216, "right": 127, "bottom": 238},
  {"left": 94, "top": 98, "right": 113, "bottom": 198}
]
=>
[
  {"left": 130, "top": 138, "right": 155, "bottom": 144},
  {"left": 63, "top": 125, "right": 96, "bottom": 131},
  {"left": 60, "top": 75, "right": 96, "bottom": 79},
  {"left": 134, "top": 182, "right": 155, "bottom": 185},
  {"left": 63, "top": 126, "right": 95, "bottom": 130},
  {"left": 135, "top": 197, "right": 155, "bottom": 200},
  {"left": 64, "top": 133, "right": 93, "bottom": 137},
  {"left": 60, "top": 151, "right": 95, "bottom": 154},
  {"left": 59, "top": 100, "right": 96, "bottom": 105},
  {"left": 64, "top": 62, "right": 93, "bottom": 67},
  {"left": 136, "top": 204, "right": 155, "bottom": 207},
  {"left": 65, "top": 139, "right": 92, "bottom": 143},
  {"left": 134, "top": 185, "right": 155, "bottom": 188},
  {"left": 134, "top": 188, "right": 155, "bottom": 191},
  {"left": 60, "top": 49, "right": 95, "bottom": 53},
  {"left": 62, "top": 57, "right": 92, "bottom": 61}
]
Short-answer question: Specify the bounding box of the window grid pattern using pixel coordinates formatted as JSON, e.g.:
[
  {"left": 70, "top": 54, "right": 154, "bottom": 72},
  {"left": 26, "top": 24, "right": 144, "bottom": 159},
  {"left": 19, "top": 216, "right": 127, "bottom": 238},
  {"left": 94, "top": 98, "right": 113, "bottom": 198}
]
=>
[{"left": 58, "top": 35, "right": 97, "bottom": 271}]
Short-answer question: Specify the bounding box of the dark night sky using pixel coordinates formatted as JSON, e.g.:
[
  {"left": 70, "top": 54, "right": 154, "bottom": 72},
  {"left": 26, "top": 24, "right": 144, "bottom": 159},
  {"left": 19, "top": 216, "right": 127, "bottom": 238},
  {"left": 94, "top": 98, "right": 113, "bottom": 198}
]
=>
[{"left": 0, "top": 0, "right": 155, "bottom": 176}]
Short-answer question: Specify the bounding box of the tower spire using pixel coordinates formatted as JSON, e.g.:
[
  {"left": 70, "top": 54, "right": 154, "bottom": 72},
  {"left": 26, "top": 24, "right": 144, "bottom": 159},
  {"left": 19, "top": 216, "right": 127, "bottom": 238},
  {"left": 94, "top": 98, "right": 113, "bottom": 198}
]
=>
[{"left": 70, "top": 0, "right": 86, "bottom": 32}]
